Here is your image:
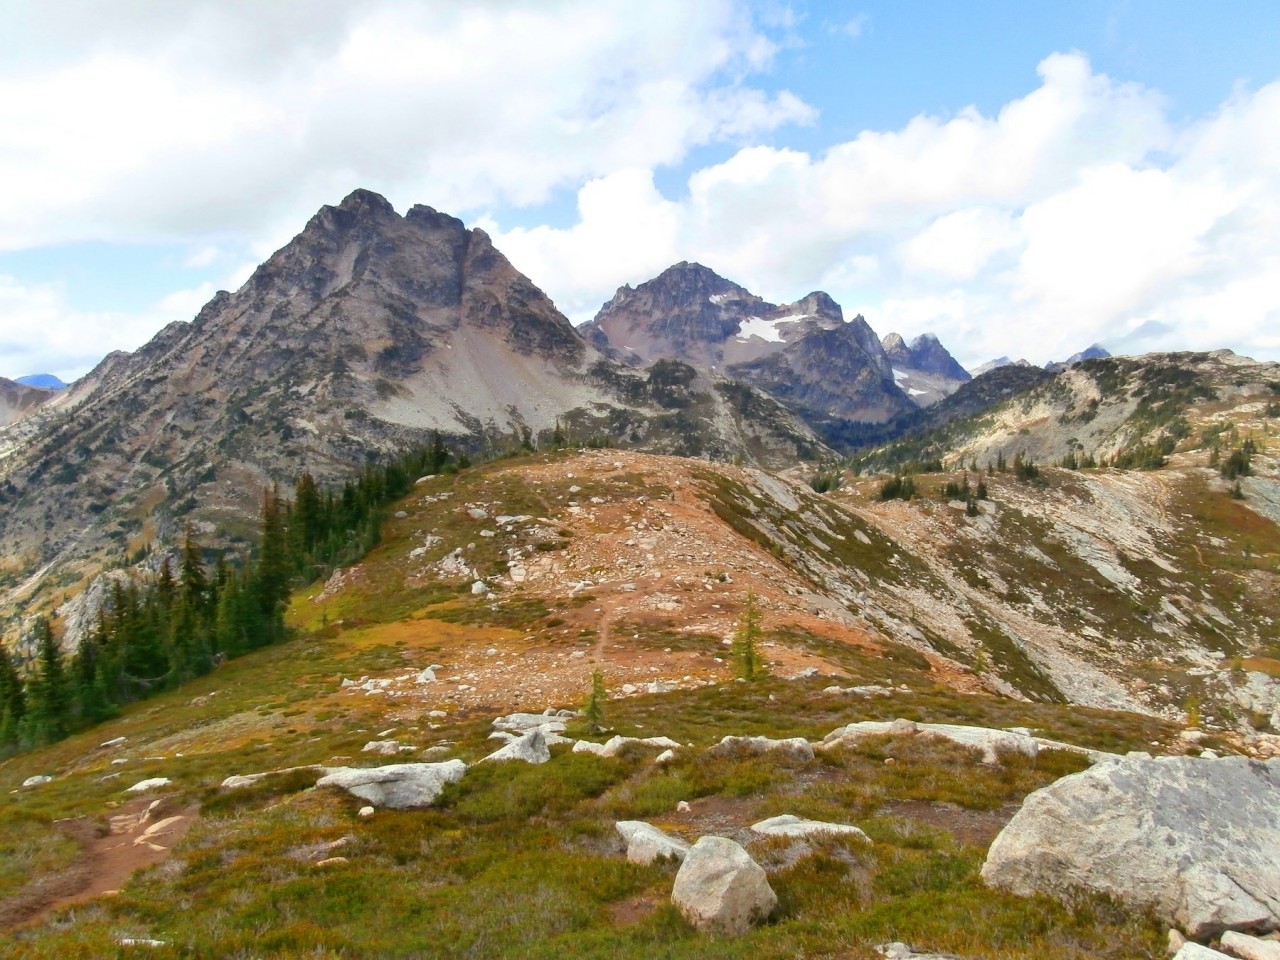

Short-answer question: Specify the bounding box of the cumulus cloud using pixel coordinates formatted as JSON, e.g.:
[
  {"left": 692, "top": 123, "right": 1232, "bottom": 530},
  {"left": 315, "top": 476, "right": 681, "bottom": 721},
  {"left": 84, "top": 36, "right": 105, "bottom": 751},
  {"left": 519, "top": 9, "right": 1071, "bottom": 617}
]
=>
[
  {"left": 487, "top": 52, "right": 1280, "bottom": 368},
  {"left": 0, "top": 274, "right": 213, "bottom": 381},
  {"left": 0, "top": 0, "right": 812, "bottom": 251}
]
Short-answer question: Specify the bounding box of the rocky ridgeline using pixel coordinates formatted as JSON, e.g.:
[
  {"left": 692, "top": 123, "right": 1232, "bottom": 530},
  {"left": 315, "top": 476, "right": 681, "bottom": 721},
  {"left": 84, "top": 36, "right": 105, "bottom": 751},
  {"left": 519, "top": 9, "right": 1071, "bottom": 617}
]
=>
[{"left": 191, "top": 708, "right": 1280, "bottom": 947}]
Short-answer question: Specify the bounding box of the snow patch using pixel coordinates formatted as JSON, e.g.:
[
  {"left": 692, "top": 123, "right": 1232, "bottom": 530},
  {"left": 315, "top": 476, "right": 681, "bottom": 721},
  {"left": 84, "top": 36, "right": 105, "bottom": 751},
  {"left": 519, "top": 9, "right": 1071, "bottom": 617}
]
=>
[{"left": 735, "top": 316, "right": 785, "bottom": 343}]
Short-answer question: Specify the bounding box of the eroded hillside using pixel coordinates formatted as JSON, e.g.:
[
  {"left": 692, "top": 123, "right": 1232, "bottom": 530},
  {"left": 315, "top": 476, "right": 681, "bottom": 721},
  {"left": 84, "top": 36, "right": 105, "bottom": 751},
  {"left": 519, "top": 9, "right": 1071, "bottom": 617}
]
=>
[{"left": 291, "top": 446, "right": 1279, "bottom": 751}]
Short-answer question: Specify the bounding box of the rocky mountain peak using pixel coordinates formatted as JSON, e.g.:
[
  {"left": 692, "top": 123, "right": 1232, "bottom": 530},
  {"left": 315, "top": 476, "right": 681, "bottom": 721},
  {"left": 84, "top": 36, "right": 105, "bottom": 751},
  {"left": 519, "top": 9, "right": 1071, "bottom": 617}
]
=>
[{"left": 786, "top": 291, "right": 844, "bottom": 326}]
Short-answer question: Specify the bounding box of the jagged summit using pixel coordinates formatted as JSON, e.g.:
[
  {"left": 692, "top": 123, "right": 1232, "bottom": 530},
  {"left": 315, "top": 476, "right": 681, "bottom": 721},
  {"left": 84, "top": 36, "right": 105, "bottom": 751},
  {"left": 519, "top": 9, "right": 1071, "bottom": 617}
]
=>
[
  {"left": 582, "top": 263, "right": 914, "bottom": 422},
  {"left": 882, "top": 331, "right": 970, "bottom": 383}
]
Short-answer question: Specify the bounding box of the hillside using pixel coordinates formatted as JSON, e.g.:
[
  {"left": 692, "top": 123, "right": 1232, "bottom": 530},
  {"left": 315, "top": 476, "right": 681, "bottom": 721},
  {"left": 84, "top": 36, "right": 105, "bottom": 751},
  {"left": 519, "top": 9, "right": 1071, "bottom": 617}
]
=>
[{"left": 7, "top": 446, "right": 1262, "bottom": 958}]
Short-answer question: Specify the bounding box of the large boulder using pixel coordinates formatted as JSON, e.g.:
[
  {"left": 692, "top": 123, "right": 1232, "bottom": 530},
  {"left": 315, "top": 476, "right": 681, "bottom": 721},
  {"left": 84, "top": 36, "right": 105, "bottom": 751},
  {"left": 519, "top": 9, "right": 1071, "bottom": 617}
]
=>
[
  {"left": 821, "top": 719, "right": 1040, "bottom": 765},
  {"left": 671, "top": 836, "right": 777, "bottom": 935},
  {"left": 982, "top": 756, "right": 1280, "bottom": 938},
  {"left": 316, "top": 760, "right": 466, "bottom": 809},
  {"left": 615, "top": 821, "right": 691, "bottom": 865}
]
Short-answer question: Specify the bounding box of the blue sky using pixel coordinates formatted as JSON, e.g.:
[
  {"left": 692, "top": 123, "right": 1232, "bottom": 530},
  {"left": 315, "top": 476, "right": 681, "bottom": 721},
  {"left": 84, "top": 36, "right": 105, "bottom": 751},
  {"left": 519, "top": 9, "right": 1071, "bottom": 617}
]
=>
[{"left": 1, "top": 0, "right": 1278, "bottom": 381}]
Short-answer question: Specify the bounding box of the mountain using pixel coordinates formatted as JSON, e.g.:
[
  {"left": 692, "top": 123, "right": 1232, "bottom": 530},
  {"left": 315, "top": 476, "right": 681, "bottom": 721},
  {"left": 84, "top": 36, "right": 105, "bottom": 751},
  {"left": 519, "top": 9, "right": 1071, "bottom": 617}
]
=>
[
  {"left": 582, "top": 262, "right": 915, "bottom": 423},
  {"left": 15, "top": 374, "right": 67, "bottom": 390},
  {"left": 970, "top": 356, "right": 1036, "bottom": 377},
  {"left": 1046, "top": 343, "right": 1111, "bottom": 373},
  {"left": 881, "top": 332, "right": 971, "bottom": 407},
  {"left": 0, "top": 191, "right": 827, "bottom": 641},
  {"left": 0, "top": 377, "right": 56, "bottom": 429},
  {"left": 857, "top": 349, "right": 1280, "bottom": 478}
]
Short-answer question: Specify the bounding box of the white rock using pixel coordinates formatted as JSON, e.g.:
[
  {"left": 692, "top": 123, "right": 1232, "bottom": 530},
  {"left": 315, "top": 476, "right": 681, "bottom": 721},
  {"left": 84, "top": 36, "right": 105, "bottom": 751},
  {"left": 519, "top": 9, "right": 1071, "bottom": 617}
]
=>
[
  {"left": 493, "top": 713, "right": 567, "bottom": 733},
  {"left": 125, "top": 778, "right": 172, "bottom": 793},
  {"left": 22, "top": 775, "right": 53, "bottom": 787},
  {"left": 1221, "top": 931, "right": 1280, "bottom": 960},
  {"left": 822, "top": 719, "right": 1040, "bottom": 765},
  {"left": 416, "top": 667, "right": 436, "bottom": 683},
  {"left": 655, "top": 749, "right": 676, "bottom": 764},
  {"left": 100, "top": 736, "right": 128, "bottom": 748},
  {"left": 671, "top": 836, "right": 777, "bottom": 935},
  {"left": 982, "top": 755, "right": 1280, "bottom": 939},
  {"left": 1173, "top": 945, "right": 1232, "bottom": 960},
  {"left": 480, "top": 729, "right": 550, "bottom": 764},
  {"left": 316, "top": 761, "right": 466, "bottom": 809},
  {"left": 117, "top": 939, "right": 167, "bottom": 948},
  {"left": 750, "top": 814, "right": 870, "bottom": 843},
  {"left": 615, "top": 821, "right": 691, "bottom": 865},
  {"left": 471, "top": 581, "right": 489, "bottom": 595},
  {"left": 362, "top": 740, "right": 403, "bottom": 756},
  {"left": 676, "top": 801, "right": 692, "bottom": 813},
  {"left": 358, "top": 806, "right": 375, "bottom": 818},
  {"left": 708, "top": 735, "right": 814, "bottom": 762}
]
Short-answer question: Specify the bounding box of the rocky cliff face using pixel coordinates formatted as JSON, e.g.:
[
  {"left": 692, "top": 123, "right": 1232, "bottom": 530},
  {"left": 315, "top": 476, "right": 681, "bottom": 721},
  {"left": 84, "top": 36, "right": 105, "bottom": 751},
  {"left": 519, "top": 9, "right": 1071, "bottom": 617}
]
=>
[
  {"left": 881, "top": 332, "right": 971, "bottom": 407},
  {"left": 583, "top": 262, "right": 915, "bottom": 423},
  {"left": 0, "top": 192, "right": 827, "bottom": 639}
]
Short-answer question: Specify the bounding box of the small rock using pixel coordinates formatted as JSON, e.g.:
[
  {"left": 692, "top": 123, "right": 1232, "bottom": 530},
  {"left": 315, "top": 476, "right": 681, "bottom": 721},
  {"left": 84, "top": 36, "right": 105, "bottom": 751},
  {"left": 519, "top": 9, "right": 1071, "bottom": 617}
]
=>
[
  {"left": 100, "top": 736, "right": 128, "bottom": 749},
  {"left": 358, "top": 806, "right": 375, "bottom": 818},
  {"left": 676, "top": 800, "right": 692, "bottom": 813},
  {"left": 314, "top": 857, "right": 349, "bottom": 868},
  {"left": 416, "top": 667, "right": 437, "bottom": 683},
  {"left": 655, "top": 749, "right": 676, "bottom": 764},
  {"left": 1221, "top": 931, "right": 1280, "bottom": 960},
  {"left": 125, "top": 778, "right": 172, "bottom": 793},
  {"left": 1168, "top": 930, "right": 1187, "bottom": 955},
  {"left": 362, "top": 740, "right": 403, "bottom": 755},
  {"left": 117, "top": 939, "right": 167, "bottom": 948},
  {"left": 615, "top": 821, "right": 691, "bottom": 865},
  {"left": 471, "top": 581, "right": 489, "bottom": 595},
  {"left": 22, "top": 775, "right": 53, "bottom": 788},
  {"left": 750, "top": 814, "right": 870, "bottom": 843},
  {"left": 1173, "top": 945, "right": 1232, "bottom": 960},
  {"left": 708, "top": 735, "right": 814, "bottom": 762}
]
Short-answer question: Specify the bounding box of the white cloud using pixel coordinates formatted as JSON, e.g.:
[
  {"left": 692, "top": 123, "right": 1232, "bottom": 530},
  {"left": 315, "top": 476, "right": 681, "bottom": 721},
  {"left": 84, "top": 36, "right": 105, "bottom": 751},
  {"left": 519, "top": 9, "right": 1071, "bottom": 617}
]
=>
[
  {"left": 0, "top": 275, "right": 226, "bottom": 382},
  {"left": 0, "top": 0, "right": 812, "bottom": 250},
  {"left": 486, "top": 52, "right": 1280, "bottom": 368}
]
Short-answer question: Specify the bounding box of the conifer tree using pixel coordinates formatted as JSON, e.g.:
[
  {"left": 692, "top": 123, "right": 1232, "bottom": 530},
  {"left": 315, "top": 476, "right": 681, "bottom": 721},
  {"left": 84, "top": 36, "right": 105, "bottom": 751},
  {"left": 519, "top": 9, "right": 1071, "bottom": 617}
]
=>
[
  {"left": 0, "top": 641, "right": 25, "bottom": 751},
  {"left": 25, "top": 617, "right": 71, "bottom": 746},
  {"left": 732, "top": 591, "right": 765, "bottom": 680}
]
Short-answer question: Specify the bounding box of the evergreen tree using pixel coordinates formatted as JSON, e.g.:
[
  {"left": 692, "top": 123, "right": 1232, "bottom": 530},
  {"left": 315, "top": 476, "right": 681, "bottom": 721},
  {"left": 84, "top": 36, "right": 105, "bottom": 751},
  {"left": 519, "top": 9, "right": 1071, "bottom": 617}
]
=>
[
  {"left": 582, "top": 669, "right": 607, "bottom": 734},
  {"left": 25, "top": 617, "right": 71, "bottom": 746},
  {"left": 0, "top": 641, "right": 26, "bottom": 751},
  {"left": 731, "top": 592, "right": 765, "bottom": 680}
]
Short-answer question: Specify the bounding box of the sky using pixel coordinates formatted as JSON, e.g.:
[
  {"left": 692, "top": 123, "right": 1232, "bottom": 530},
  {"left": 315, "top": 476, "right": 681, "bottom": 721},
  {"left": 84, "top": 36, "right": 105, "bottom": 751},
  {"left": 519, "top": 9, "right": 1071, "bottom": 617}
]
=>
[{"left": 1, "top": 0, "right": 1278, "bottom": 382}]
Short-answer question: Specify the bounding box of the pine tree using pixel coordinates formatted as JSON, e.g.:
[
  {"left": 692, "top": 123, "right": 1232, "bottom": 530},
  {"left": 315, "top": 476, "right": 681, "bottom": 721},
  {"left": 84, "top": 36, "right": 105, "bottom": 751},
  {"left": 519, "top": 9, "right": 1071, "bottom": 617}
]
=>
[
  {"left": 731, "top": 591, "right": 765, "bottom": 680},
  {"left": 26, "top": 617, "right": 71, "bottom": 746},
  {"left": 0, "top": 641, "right": 26, "bottom": 751},
  {"left": 582, "top": 669, "right": 607, "bottom": 734}
]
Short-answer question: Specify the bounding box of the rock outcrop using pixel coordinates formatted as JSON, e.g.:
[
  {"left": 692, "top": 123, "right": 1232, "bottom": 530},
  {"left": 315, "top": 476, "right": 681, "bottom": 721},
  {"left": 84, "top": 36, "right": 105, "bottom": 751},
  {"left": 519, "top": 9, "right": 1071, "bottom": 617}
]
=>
[
  {"left": 316, "top": 760, "right": 466, "bottom": 809},
  {"left": 671, "top": 836, "right": 777, "bottom": 935},
  {"left": 480, "top": 729, "right": 551, "bottom": 764},
  {"left": 982, "top": 755, "right": 1280, "bottom": 938},
  {"left": 708, "top": 734, "right": 814, "bottom": 762}
]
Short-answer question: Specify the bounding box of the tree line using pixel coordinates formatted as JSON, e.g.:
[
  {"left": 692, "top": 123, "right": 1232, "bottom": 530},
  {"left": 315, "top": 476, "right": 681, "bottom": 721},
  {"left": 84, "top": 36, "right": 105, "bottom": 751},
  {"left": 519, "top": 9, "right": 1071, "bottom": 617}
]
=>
[{"left": 0, "top": 435, "right": 459, "bottom": 756}]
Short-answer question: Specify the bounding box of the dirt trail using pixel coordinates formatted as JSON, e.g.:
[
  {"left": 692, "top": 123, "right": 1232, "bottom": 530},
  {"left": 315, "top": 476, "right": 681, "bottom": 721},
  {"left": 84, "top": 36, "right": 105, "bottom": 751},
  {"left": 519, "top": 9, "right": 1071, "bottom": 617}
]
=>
[{"left": 1, "top": 795, "right": 198, "bottom": 931}]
